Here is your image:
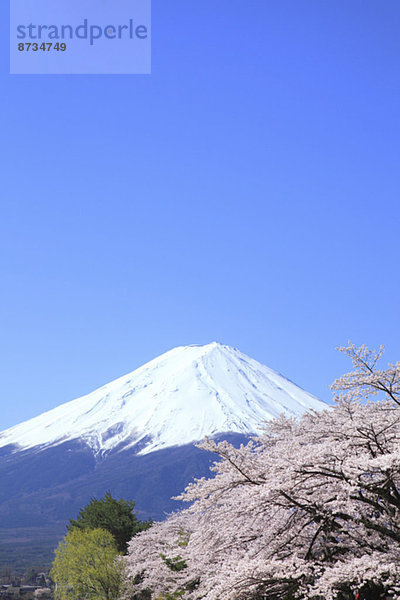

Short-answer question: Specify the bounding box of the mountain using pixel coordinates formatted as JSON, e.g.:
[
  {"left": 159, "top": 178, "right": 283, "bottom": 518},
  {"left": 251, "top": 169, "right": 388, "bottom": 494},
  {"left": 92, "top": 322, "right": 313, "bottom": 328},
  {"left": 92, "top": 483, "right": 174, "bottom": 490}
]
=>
[
  {"left": 0, "top": 343, "right": 328, "bottom": 570},
  {"left": 0, "top": 342, "right": 326, "bottom": 456}
]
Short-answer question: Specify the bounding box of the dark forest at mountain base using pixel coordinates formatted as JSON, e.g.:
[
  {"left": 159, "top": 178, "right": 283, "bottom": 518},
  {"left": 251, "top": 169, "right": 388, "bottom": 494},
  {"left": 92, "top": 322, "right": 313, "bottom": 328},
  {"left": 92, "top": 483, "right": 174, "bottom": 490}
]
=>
[{"left": 0, "top": 434, "right": 249, "bottom": 570}]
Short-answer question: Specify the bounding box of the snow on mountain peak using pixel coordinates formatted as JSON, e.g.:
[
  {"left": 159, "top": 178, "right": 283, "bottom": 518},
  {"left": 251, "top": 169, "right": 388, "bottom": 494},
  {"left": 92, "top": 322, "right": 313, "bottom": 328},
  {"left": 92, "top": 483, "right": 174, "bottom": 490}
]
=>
[{"left": 0, "top": 343, "right": 328, "bottom": 456}]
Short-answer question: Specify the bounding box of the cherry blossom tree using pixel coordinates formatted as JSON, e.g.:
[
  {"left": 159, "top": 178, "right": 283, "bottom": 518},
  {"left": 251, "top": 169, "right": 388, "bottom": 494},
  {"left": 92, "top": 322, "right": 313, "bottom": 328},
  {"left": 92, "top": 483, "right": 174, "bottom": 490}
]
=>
[{"left": 123, "top": 345, "right": 400, "bottom": 600}]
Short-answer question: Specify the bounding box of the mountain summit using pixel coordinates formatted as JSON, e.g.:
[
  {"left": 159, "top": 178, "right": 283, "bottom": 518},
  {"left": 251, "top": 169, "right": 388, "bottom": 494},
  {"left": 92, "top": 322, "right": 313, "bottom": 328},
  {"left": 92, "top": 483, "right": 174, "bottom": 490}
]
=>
[{"left": 0, "top": 343, "right": 327, "bottom": 456}]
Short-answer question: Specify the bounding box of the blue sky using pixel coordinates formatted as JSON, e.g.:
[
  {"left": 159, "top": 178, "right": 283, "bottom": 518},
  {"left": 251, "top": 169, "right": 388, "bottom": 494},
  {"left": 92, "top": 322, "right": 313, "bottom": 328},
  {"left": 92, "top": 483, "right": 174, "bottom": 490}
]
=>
[{"left": 1, "top": 0, "right": 399, "bottom": 429}]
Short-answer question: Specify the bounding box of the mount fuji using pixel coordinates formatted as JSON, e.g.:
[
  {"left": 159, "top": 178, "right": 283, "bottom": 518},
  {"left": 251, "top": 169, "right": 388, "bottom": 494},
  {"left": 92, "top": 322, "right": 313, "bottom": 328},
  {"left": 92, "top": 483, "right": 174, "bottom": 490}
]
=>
[
  {"left": 0, "top": 342, "right": 326, "bottom": 457},
  {"left": 0, "top": 343, "right": 328, "bottom": 569}
]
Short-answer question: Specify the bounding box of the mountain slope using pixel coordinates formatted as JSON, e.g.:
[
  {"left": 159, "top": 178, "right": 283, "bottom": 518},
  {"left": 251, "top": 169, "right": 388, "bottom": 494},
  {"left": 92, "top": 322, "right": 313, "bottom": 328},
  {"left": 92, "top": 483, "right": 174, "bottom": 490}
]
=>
[
  {"left": 0, "top": 342, "right": 327, "bottom": 456},
  {"left": 0, "top": 343, "right": 329, "bottom": 570}
]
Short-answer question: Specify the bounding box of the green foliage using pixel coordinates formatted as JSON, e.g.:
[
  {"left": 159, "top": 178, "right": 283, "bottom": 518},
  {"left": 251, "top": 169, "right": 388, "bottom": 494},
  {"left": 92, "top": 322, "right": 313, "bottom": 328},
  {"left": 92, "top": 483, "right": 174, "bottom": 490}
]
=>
[
  {"left": 176, "top": 530, "right": 189, "bottom": 548},
  {"left": 159, "top": 530, "right": 189, "bottom": 575},
  {"left": 160, "top": 553, "right": 187, "bottom": 572},
  {"left": 68, "top": 491, "right": 152, "bottom": 553},
  {"left": 22, "top": 567, "right": 37, "bottom": 584},
  {"left": 156, "top": 540, "right": 188, "bottom": 600},
  {"left": 50, "top": 527, "right": 123, "bottom": 600}
]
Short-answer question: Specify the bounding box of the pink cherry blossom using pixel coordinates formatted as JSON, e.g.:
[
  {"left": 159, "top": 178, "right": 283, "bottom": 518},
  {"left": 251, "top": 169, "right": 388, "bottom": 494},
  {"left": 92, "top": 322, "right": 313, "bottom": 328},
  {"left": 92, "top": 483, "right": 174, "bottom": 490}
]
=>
[{"left": 123, "top": 345, "right": 400, "bottom": 600}]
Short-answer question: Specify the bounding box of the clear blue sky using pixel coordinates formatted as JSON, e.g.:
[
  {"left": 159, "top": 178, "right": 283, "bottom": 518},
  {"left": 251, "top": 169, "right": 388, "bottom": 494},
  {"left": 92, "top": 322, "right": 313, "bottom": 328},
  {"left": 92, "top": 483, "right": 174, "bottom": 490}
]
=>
[{"left": 1, "top": 0, "right": 399, "bottom": 430}]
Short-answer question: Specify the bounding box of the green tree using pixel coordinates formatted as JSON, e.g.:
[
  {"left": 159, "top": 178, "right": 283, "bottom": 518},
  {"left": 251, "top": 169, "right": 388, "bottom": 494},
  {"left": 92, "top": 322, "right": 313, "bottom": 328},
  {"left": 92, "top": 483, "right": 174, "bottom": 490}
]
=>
[
  {"left": 68, "top": 491, "right": 152, "bottom": 553},
  {"left": 50, "top": 527, "right": 122, "bottom": 600},
  {"left": 22, "top": 567, "right": 37, "bottom": 584},
  {"left": 1, "top": 567, "right": 13, "bottom": 585}
]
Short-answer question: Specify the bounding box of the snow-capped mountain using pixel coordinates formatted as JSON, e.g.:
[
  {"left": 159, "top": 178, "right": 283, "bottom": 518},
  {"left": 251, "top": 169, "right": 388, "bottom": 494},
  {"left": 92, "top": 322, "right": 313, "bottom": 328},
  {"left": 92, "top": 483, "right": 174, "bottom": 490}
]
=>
[
  {"left": 0, "top": 343, "right": 329, "bottom": 568},
  {"left": 0, "top": 342, "right": 327, "bottom": 456}
]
